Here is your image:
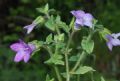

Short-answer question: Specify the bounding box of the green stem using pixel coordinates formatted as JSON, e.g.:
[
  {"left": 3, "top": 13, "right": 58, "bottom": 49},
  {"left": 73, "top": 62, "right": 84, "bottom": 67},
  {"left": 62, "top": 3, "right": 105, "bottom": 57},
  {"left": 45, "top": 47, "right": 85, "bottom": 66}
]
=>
[
  {"left": 77, "top": 75, "right": 80, "bottom": 81},
  {"left": 54, "top": 66, "right": 62, "bottom": 81},
  {"left": 71, "top": 30, "right": 94, "bottom": 72},
  {"left": 43, "top": 46, "right": 62, "bottom": 81},
  {"left": 91, "top": 72, "right": 95, "bottom": 81},
  {"left": 71, "top": 51, "right": 86, "bottom": 72},
  {"left": 65, "top": 30, "right": 76, "bottom": 81}
]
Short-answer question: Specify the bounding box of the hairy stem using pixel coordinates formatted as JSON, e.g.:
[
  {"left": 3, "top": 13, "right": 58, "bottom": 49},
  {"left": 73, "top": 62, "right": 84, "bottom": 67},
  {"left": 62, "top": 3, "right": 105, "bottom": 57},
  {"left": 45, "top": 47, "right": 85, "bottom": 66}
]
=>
[
  {"left": 54, "top": 66, "right": 62, "bottom": 81},
  {"left": 71, "top": 51, "right": 86, "bottom": 72},
  {"left": 71, "top": 30, "right": 93, "bottom": 72},
  {"left": 65, "top": 30, "right": 76, "bottom": 81}
]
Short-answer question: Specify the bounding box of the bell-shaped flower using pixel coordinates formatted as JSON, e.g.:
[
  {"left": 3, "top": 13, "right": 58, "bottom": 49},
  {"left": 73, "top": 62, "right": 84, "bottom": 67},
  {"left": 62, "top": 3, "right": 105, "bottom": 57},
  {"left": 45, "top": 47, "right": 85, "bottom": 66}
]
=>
[
  {"left": 71, "top": 10, "right": 93, "bottom": 30},
  {"left": 106, "top": 33, "right": 120, "bottom": 51},
  {"left": 10, "top": 39, "right": 36, "bottom": 63},
  {"left": 24, "top": 23, "right": 37, "bottom": 34}
]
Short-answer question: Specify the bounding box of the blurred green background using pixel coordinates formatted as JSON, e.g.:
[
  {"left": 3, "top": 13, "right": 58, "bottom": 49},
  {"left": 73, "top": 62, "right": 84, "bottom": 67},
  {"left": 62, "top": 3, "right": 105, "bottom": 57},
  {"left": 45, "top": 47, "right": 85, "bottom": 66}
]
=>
[{"left": 0, "top": 0, "right": 120, "bottom": 81}]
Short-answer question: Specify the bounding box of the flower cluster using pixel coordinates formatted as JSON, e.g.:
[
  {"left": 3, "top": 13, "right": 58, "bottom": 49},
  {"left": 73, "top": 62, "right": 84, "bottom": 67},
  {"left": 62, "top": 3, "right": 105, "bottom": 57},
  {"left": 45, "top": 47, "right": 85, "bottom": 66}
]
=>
[{"left": 10, "top": 9, "right": 120, "bottom": 63}]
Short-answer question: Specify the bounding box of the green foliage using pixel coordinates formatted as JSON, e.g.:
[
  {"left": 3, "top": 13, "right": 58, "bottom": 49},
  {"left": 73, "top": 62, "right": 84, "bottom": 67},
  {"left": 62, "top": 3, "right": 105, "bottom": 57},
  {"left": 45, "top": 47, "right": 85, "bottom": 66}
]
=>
[
  {"left": 45, "top": 15, "right": 56, "bottom": 31},
  {"left": 45, "top": 54, "right": 64, "bottom": 65},
  {"left": 36, "top": 3, "right": 49, "bottom": 14},
  {"left": 81, "top": 37, "right": 94, "bottom": 54},
  {"left": 46, "top": 34, "right": 53, "bottom": 44},
  {"left": 72, "top": 66, "right": 95, "bottom": 74},
  {"left": 46, "top": 75, "right": 54, "bottom": 81}
]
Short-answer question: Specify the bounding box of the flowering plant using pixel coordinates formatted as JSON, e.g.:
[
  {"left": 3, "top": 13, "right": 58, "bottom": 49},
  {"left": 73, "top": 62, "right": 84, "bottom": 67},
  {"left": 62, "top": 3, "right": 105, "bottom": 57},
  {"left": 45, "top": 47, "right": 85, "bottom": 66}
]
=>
[{"left": 10, "top": 4, "right": 120, "bottom": 81}]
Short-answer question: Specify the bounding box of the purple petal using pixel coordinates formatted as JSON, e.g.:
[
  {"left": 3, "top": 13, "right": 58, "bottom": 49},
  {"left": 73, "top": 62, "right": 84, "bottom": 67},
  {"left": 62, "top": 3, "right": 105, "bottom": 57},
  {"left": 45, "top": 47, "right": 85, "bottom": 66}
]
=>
[
  {"left": 71, "top": 10, "right": 85, "bottom": 18},
  {"left": 111, "top": 39, "right": 120, "bottom": 46},
  {"left": 83, "top": 20, "right": 93, "bottom": 28},
  {"left": 10, "top": 43, "right": 24, "bottom": 52},
  {"left": 75, "top": 18, "right": 84, "bottom": 26},
  {"left": 24, "top": 23, "right": 36, "bottom": 34},
  {"left": 107, "top": 42, "right": 113, "bottom": 51},
  {"left": 83, "top": 13, "right": 93, "bottom": 21},
  {"left": 106, "top": 34, "right": 113, "bottom": 40},
  {"left": 112, "top": 33, "right": 120, "bottom": 39},
  {"left": 23, "top": 53, "right": 30, "bottom": 63},
  {"left": 14, "top": 51, "right": 24, "bottom": 62}
]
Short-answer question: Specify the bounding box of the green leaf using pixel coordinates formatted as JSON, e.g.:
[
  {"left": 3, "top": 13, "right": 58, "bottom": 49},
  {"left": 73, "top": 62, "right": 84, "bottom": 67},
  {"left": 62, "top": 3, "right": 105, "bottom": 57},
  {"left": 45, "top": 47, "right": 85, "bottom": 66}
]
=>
[
  {"left": 45, "top": 54, "right": 64, "bottom": 65},
  {"left": 44, "top": 3, "right": 49, "bottom": 14},
  {"left": 101, "top": 76, "right": 105, "bottom": 81},
  {"left": 46, "top": 34, "right": 53, "bottom": 44},
  {"left": 36, "top": 3, "right": 49, "bottom": 14},
  {"left": 55, "top": 15, "right": 69, "bottom": 33},
  {"left": 45, "top": 15, "right": 55, "bottom": 31},
  {"left": 54, "top": 33, "right": 64, "bottom": 42},
  {"left": 81, "top": 37, "right": 94, "bottom": 54},
  {"left": 69, "top": 54, "right": 79, "bottom": 61},
  {"left": 72, "top": 66, "right": 95, "bottom": 74}
]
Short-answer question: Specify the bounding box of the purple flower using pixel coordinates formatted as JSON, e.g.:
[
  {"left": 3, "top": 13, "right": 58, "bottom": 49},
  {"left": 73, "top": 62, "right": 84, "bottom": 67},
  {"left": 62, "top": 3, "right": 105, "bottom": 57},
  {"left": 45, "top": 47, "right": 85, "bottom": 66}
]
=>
[
  {"left": 71, "top": 10, "right": 93, "bottom": 29},
  {"left": 24, "top": 23, "right": 37, "bottom": 34},
  {"left": 106, "top": 33, "right": 120, "bottom": 51},
  {"left": 10, "top": 39, "right": 36, "bottom": 63}
]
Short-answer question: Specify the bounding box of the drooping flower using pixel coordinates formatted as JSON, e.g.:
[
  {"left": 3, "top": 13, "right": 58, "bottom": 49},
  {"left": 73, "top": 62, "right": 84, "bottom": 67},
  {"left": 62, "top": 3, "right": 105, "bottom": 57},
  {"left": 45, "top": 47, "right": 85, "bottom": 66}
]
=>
[
  {"left": 71, "top": 10, "right": 93, "bottom": 29},
  {"left": 106, "top": 33, "right": 120, "bottom": 51},
  {"left": 10, "top": 39, "right": 36, "bottom": 63},
  {"left": 24, "top": 23, "right": 37, "bottom": 34}
]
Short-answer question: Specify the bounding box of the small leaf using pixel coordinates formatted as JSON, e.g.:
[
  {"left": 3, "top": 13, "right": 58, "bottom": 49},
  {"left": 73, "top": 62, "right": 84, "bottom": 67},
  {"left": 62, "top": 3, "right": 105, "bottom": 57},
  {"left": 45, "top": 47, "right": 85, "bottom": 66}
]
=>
[
  {"left": 45, "top": 15, "right": 55, "bottom": 31},
  {"left": 36, "top": 3, "right": 49, "bottom": 14},
  {"left": 46, "top": 34, "right": 53, "bottom": 44},
  {"left": 45, "top": 54, "right": 64, "bottom": 65},
  {"left": 81, "top": 37, "right": 94, "bottom": 54},
  {"left": 44, "top": 3, "right": 49, "bottom": 14},
  {"left": 54, "top": 33, "right": 64, "bottom": 42},
  {"left": 72, "top": 66, "right": 95, "bottom": 74},
  {"left": 55, "top": 15, "right": 69, "bottom": 33},
  {"left": 69, "top": 54, "right": 79, "bottom": 61}
]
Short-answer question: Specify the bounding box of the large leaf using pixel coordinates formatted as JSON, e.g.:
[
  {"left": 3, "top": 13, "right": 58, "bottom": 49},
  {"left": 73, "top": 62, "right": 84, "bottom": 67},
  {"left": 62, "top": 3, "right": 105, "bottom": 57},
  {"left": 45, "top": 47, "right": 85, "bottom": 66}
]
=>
[
  {"left": 72, "top": 66, "right": 95, "bottom": 74},
  {"left": 81, "top": 37, "right": 94, "bottom": 54},
  {"left": 45, "top": 54, "right": 64, "bottom": 65}
]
